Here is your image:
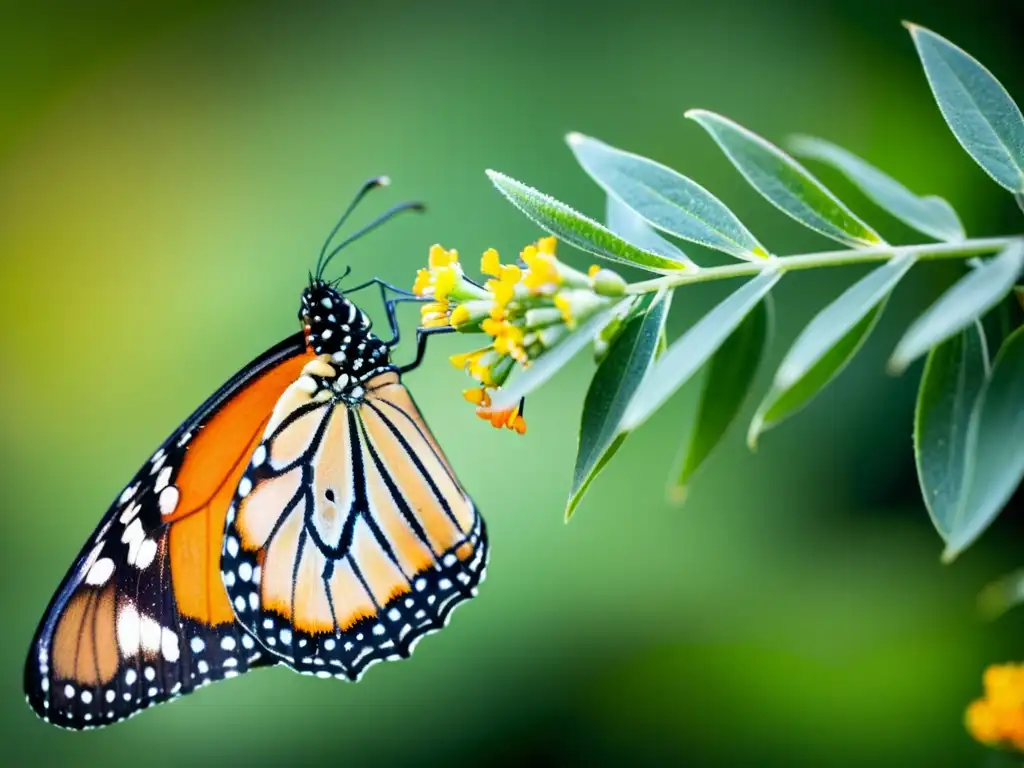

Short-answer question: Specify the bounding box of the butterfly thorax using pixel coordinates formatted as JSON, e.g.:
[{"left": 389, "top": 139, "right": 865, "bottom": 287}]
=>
[{"left": 299, "top": 281, "right": 393, "bottom": 399}]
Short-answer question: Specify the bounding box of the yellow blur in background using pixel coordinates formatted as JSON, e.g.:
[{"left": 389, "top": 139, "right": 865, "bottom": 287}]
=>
[{"left": 1, "top": 1, "right": 1022, "bottom": 765}]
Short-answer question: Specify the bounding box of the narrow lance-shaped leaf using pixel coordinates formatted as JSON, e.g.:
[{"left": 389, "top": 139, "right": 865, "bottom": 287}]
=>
[
  {"left": 749, "top": 286, "right": 895, "bottom": 449},
  {"left": 486, "top": 170, "right": 691, "bottom": 273},
  {"left": 669, "top": 294, "right": 773, "bottom": 503},
  {"left": 775, "top": 254, "right": 917, "bottom": 391},
  {"left": 605, "top": 194, "right": 690, "bottom": 264},
  {"left": 568, "top": 132, "right": 769, "bottom": 260},
  {"left": 567, "top": 290, "right": 672, "bottom": 520},
  {"left": 486, "top": 299, "right": 632, "bottom": 410},
  {"left": 685, "top": 110, "right": 884, "bottom": 248},
  {"left": 914, "top": 323, "right": 989, "bottom": 552},
  {"left": 621, "top": 268, "right": 781, "bottom": 432},
  {"left": 944, "top": 324, "right": 1024, "bottom": 561},
  {"left": 906, "top": 23, "right": 1024, "bottom": 193},
  {"left": 889, "top": 240, "right": 1024, "bottom": 374},
  {"left": 790, "top": 135, "right": 965, "bottom": 242}
]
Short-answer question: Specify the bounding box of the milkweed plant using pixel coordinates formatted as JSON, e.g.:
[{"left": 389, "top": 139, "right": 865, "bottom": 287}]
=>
[{"left": 412, "top": 22, "right": 1024, "bottom": 754}]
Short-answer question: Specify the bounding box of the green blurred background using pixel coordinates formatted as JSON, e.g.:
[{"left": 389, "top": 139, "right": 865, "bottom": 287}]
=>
[{"left": 1, "top": 0, "right": 1022, "bottom": 764}]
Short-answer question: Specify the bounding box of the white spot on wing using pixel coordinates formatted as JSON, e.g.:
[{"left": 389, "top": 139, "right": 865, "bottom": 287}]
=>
[
  {"left": 117, "top": 603, "right": 141, "bottom": 658},
  {"left": 120, "top": 501, "right": 141, "bottom": 524},
  {"left": 161, "top": 628, "right": 180, "bottom": 663},
  {"left": 251, "top": 445, "right": 266, "bottom": 468},
  {"left": 85, "top": 557, "right": 115, "bottom": 586},
  {"left": 119, "top": 484, "right": 137, "bottom": 505},
  {"left": 130, "top": 538, "right": 157, "bottom": 570},
  {"left": 159, "top": 486, "right": 179, "bottom": 516},
  {"left": 140, "top": 616, "right": 162, "bottom": 653},
  {"left": 154, "top": 466, "right": 172, "bottom": 493}
]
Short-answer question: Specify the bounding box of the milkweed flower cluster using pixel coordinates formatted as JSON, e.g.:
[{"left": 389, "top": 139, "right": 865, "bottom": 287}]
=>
[
  {"left": 412, "top": 237, "right": 628, "bottom": 433},
  {"left": 965, "top": 663, "right": 1024, "bottom": 752}
]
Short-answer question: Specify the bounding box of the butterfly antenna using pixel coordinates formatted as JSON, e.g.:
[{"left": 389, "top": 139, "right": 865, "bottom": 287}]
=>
[
  {"left": 318, "top": 201, "right": 425, "bottom": 279},
  {"left": 315, "top": 176, "right": 391, "bottom": 279},
  {"left": 331, "top": 265, "right": 353, "bottom": 288}
]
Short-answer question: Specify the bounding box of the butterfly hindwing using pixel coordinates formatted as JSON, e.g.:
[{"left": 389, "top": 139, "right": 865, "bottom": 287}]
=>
[
  {"left": 24, "top": 334, "right": 313, "bottom": 729},
  {"left": 222, "top": 353, "right": 488, "bottom": 680}
]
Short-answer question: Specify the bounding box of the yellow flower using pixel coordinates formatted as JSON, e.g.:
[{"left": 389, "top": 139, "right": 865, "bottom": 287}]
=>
[
  {"left": 449, "top": 304, "right": 471, "bottom": 328},
  {"left": 414, "top": 244, "right": 482, "bottom": 303},
  {"left": 477, "top": 397, "right": 527, "bottom": 434},
  {"left": 449, "top": 299, "right": 494, "bottom": 330},
  {"left": 521, "top": 243, "right": 562, "bottom": 294},
  {"left": 483, "top": 258, "right": 522, "bottom": 319},
  {"left": 553, "top": 293, "right": 573, "bottom": 328},
  {"left": 450, "top": 347, "right": 490, "bottom": 372},
  {"left": 420, "top": 300, "right": 451, "bottom": 328},
  {"left": 462, "top": 387, "right": 491, "bottom": 407},
  {"left": 429, "top": 243, "right": 458, "bottom": 268},
  {"left": 463, "top": 387, "right": 527, "bottom": 434},
  {"left": 421, "top": 235, "right": 628, "bottom": 438},
  {"left": 413, "top": 268, "right": 431, "bottom": 296},
  {"left": 966, "top": 663, "right": 1024, "bottom": 752},
  {"left": 469, "top": 350, "right": 501, "bottom": 386},
  {"left": 482, "top": 317, "right": 527, "bottom": 363},
  {"left": 481, "top": 248, "right": 501, "bottom": 277},
  {"left": 536, "top": 236, "right": 557, "bottom": 255}
]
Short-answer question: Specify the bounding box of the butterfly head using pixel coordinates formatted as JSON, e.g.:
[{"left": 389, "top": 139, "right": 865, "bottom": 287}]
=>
[{"left": 299, "top": 280, "right": 373, "bottom": 356}]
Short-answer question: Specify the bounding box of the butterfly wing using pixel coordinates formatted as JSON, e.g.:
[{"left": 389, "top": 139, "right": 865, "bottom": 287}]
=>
[
  {"left": 24, "top": 334, "right": 315, "bottom": 729},
  {"left": 222, "top": 366, "right": 488, "bottom": 680}
]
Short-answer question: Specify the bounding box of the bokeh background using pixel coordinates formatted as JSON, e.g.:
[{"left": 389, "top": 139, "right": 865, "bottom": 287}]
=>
[{"left": 2, "top": 0, "right": 1023, "bottom": 765}]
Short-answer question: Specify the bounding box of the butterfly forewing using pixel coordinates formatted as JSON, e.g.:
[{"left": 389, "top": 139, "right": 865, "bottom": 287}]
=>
[
  {"left": 222, "top": 347, "right": 488, "bottom": 680},
  {"left": 24, "top": 335, "right": 311, "bottom": 729}
]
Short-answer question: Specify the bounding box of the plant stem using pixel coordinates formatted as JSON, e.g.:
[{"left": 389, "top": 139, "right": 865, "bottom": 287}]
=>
[
  {"left": 1015, "top": 192, "right": 1024, "bottom": 217},
  {"left": 626, "top": 236, "right": 1021, "bottom": 293}
]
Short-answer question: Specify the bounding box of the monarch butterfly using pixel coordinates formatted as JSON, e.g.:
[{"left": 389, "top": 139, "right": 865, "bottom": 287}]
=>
[{"left": 24, "top": 178, "right": 488, "bottom": 730}]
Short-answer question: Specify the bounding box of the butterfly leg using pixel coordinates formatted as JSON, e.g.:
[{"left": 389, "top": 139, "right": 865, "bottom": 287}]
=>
[
  {"left": 398, "top": 326, "right": 455, "bottom": 374},
  {"left": 344, "top": 277, "right": 451, "bottom": 371},
  {"left": 345, "top": 277, "right": 418, "bottom": 299},
  {"left": 345, "top": 277, "right": 430, "bottom": 345}
]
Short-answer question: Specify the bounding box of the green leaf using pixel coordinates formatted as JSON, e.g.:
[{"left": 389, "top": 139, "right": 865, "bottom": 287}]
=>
[
  {"left": 749, "top": 299, "right": 886, "bottom": 449},
  {"left": 914, "top": 324, "right": 988, "bottom": 552},
  {"left": 568, "top": 132, "right": 768, "bottom": 260},
  {"left": 486, "top": 170, "right": 691, "bottom": 273},
  {"left": 605, "top": 195, "right": 690, "bottom": 265},
  {"left": 487, "top": 299, "right": 632, "bottom": 410},
  {"left": 669, "top": 294, "right": 773, "bottom": 503},
  {"left": 789, "top": 135, "right": 965, "bottom": 242},
  {"left": 906, "top": 23, "right": 1024, "bottom": 193},
  {"left": 775, "top": 254, "right": 916, "bottom": 390},
  {"left": 889, "top": 240, "right": 1024, "bottom": 374},
  {"left": 1015, "top": 285, "right": 1024, "bottom": 313},
  {"left": 685, "top": 109, "right": 884, "bottom": 248},
  {"left": 621, "top": 268, "right": 781, "bottom": 432},
  {"left": 944, "top": 324, "right": 1024, "bottom": 560},
  {"left": 567, "top": 290, "right": 672, "bottom": 520}
]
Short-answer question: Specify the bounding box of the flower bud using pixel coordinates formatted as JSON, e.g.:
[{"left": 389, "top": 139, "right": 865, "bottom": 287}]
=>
[{"left": 591, "top": 267, "right": 627, "bottom": 297}]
